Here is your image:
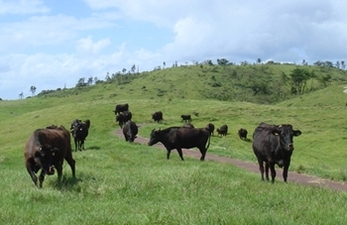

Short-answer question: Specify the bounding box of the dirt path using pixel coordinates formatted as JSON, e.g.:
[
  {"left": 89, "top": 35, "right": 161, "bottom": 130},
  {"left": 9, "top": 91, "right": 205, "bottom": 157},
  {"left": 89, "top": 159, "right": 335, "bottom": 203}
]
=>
[{"left": 115, "top": 129, "right": 347, "bottom": 192}]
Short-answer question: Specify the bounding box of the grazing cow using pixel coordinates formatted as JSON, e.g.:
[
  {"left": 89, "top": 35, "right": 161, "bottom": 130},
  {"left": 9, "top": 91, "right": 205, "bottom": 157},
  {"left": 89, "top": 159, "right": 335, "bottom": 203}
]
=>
[
  {"left": 152, "top": 111, "right": 163, "bottom": 123},
  {"left": 252, "top": 122, "right": 301, "bottom": 183},
  {"left": 122, "top": 120, "right": 138, "bottom": 143},
  {"left": 115, "top": 111, "right": 132, "bottom": 128},
  {"left": 24, "top": 125, "right": 76, "bottom": 188},
  {"left": 181, "top": 114, "right": 191, "bottom": 123},
  {"left": 182, "top": 123, "right": 194, "bottom": 128},
  {"left": 206, "top": 123, "right": 215, "bottom": 136},
  {"left": 217, "top": 125, "right": 228, "bottom": 136},
  {"left": 113, "top": 103, "right": 129, "bottom": 115},
  {"left": 238, "top": 128, "right": 248, "bottom": 140},
  {"left": 148, "top": 126, "right": 211, "bottom": 161},
  {"left": 71, "top": 119, "right": 90, "bottom": 151}
]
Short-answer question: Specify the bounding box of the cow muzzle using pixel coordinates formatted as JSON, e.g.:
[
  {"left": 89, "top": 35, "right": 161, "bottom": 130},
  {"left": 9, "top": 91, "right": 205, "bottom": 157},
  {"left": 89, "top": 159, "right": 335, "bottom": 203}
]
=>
[
  {"left": 286, "top": 144, "right": 294, "bottom": 151},
  {"left": 47, "top": 166, "right": 55, "bottom": 175}
]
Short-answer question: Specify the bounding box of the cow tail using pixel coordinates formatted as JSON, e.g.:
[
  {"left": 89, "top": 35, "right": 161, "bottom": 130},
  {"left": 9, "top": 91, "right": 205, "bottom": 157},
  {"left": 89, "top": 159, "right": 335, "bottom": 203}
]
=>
[{"left": 205, "top": 132, "right": 211, "bottom": 150}]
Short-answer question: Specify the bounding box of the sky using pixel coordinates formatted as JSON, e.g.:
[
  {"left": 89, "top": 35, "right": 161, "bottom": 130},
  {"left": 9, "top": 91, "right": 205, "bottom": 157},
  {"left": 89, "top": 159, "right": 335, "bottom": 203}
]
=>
[{"left": 0, "top": 0, "right": 347, "bottom": 100}]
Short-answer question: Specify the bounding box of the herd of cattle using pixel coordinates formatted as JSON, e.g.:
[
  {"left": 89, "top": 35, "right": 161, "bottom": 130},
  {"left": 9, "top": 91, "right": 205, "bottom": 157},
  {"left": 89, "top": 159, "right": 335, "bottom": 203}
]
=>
[{"left": 24, "top": 102, "right": 301, "bottom": 188}]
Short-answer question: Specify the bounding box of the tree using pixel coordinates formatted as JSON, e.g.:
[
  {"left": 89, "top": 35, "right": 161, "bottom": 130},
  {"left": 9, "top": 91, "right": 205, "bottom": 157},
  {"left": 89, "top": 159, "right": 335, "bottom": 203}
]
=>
[
  {"left": 217, "top": 58, "right": 229, "bottom": 66},
  {"left": 341, "top": 61, "right": 346, "bottom": 70},
  {"left": 19, "top": 92, "right": 24, "bottom": 99},
  {"left": 30, "top": 86, "right": 36, "bottom": 96},
  {"left": 105, "top": 72, "right": 111, "bottom": 82},
  {"left": 131, "top": 64, "right": 136, "bottom": 73},
  {"left": 76, "top": 77, "right": 86, "bottom": 88},
  {"left": 335, "top": 61, "right": 340, "bottom": 69},
  {"left": 122, "top": 68, "right": 126, "bottom": 74},
  {"left": 87, "top": 76, "right": 93, "bottom": 86},
  {"left": 257, "top": 58, "right": 262, "bottom": 64},
  {"left": 289, "top": 68, "right": 313, "bottom": 94}
]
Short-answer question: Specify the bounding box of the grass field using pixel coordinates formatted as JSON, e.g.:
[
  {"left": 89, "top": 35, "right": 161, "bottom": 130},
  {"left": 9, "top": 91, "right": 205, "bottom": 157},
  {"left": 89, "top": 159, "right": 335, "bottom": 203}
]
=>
[{"left": 1, "top": 67, "right": 347, "bottom": 224}]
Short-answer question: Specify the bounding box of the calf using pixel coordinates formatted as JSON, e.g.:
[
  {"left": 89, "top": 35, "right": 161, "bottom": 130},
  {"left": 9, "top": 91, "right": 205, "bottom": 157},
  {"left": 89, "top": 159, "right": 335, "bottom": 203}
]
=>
[
  {"left": 71, "top": 119, "right": 90, "bottom": 151},
  {"left": 252, "top": 122, "right": 301, "bottom": 183},
  {"left": 217, "top": 124, "right": 228, "bottom": 136},
  {"left": 122, "top": 120, "right": 138, "bottom": 143},
  {"left": 152, "top": 111, "right": 163, "bottom": 123},
  {"left": 180, "top": 114, "right": 191, "bottom": 123},
  {"left": 24, "top": 126, "right": 76, "bottom": 188},
  {"left": 238, "top": 128, "right": 248, "bottom": 140},
  {"left": 148, "top": 126, "right": 210, "bottom": 161},
  {"left": 116, "top": 111, "right": 132, "bottom": 128}
]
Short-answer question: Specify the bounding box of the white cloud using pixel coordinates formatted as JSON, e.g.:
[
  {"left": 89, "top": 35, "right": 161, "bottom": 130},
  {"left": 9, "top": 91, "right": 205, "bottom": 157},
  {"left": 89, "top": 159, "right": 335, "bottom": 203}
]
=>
[
  {"left": 1, "top": 0, "right": 347, "bottom": 99},
  {"left": 0, "top": 0, "right": 49, "bottom": 15},
  {"left": 76, "top": 36, "right": 111, "bottom": 54}
]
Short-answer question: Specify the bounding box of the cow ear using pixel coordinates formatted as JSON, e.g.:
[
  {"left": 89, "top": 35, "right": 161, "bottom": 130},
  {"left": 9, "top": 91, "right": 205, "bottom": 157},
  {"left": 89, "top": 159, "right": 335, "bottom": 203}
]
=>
[{"left": 294, "top": 130, "right": 302, "bottom": 137}]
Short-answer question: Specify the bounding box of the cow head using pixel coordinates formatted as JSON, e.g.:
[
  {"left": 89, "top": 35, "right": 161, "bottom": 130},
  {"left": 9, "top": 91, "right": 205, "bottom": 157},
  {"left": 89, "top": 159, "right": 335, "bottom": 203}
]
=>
[
  {"left": 71, "top": 122, "right": 87, "bottom": 138},
  {"left": 148, "top": 129, "right": 160, "bottom": 146},
  {"left": 273, "top": 125, "right": 301, "bottom": 151},
  {"left": 34, "top": 145, "right": 60, "bottom": 175}
]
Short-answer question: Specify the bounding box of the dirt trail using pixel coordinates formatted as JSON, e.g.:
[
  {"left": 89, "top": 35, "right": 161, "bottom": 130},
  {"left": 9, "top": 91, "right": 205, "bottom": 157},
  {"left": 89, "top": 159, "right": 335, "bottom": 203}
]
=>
[{"left": 115, "top": 128, "right": 347, "bottom": 192}]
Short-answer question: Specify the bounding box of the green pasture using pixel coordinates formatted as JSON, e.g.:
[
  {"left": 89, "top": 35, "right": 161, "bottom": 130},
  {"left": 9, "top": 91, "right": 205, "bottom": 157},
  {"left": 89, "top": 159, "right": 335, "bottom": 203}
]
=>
[{"left": 1, "top": 64, "right": 347, "bottom": 224}]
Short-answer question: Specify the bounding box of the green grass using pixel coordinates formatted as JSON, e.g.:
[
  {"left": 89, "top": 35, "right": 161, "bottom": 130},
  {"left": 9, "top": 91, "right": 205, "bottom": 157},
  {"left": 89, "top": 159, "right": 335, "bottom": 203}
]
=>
[{"left": 2, "top": 65, "right": 347, "bottom": 224}]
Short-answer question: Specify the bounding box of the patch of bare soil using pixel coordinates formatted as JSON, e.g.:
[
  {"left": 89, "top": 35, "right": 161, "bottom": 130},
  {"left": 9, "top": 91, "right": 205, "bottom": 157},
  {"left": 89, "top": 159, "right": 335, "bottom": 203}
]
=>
[{"left": 115, "top": 128, "right": 347, "bottom": 192}]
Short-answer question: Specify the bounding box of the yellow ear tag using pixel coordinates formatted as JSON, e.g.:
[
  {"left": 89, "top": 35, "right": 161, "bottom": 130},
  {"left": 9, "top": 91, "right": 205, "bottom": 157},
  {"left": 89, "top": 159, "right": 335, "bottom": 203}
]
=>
[
  {"left": 52, "top": 152, "right": 55, "bottom": 156},
  {"left": 274, "top": 132, "right": 279, "bottom": 136}
]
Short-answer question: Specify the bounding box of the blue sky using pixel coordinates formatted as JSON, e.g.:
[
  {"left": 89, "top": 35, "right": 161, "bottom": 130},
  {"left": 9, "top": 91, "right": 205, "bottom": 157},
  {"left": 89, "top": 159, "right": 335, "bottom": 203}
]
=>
[{"left": 0, "top": 0, "right": 347, "bottom": 100}]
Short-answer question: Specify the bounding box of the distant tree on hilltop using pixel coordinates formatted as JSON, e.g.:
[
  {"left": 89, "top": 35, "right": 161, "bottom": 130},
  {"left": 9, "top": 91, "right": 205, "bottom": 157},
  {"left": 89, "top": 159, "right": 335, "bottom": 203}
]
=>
[{"left": 30, "top": 86, "right": 36, "bottom": 96}]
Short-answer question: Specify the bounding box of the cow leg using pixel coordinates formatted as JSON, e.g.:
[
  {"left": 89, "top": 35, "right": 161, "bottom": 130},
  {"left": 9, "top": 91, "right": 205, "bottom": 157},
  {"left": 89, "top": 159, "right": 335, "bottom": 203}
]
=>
[
  {"left": 166, "top": 149, "right": 171, "bottom": 159},
  {"left": 55, "top": 163, "right": 63, "bottom": 182},
  {"left": 265, "top": 163, "right": 270, "bottom": 181},
  {"left": 39, "top": 171, "right": 46, "bottom": 188},
  {"left": 257, "top": 158, "right": 265, "bottom": 181},
  {"left": 269, "top": 162, "right": 277, "bottom": 183},
  {"left": 65, "top": 155, "right": 76, "bottom": 178},
  {"left": 81, "top": 139, "right": 85, "bottom": 150},
  {"left": 78, "top": 140, "right": 82, "bottom": 151},
  {"left": 199, "top": 147, "right": 206, "bottom": 161},
  {"left": 74, "top": 138, "right": 78, "bottom": 151},
  {"left": 282, "top": 162, "right": 290, "bottom": 182},
  {"left": 176, "top": 148, "right": 184, "bottom": 161}
]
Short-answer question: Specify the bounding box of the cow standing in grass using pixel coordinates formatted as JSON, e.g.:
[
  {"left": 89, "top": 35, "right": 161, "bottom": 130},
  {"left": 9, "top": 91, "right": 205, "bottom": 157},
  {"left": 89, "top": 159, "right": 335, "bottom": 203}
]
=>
[
  {"left": 24, "top": 125, "right": 76, "bottom": 188},
  {"left": 252, "top": 122, "right": 301, "bottom": 183},
  {"left": 122, "top": 120, "right": 138, "bottom": 143},
  {"left": 148, "top": 126, "right": 210, "bottom": 161}
]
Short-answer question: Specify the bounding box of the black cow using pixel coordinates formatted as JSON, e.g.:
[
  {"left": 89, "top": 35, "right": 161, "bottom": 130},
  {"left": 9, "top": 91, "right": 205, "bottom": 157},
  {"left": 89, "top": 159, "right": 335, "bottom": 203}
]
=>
[
  {"left": 148, "top": 126, "right": 211, "bottom": 161},
  {"left": 122, "top": 120, "right": 138, "bottom": 143},
  {"left": 152, "top": 111, "right": 163, "bottom": 123},
  {"left": 24, "top": 126, "right": 76, "bottom": 188},
  {"left": 181, "top": 114, "right": 191, "bottom": 123},
  {"left": 116, "top": 111, "right": 132, "bottom": 128},
  {"left": 113, "top": 103, "right": 129, "bottom": 115},
  {"left": 71, "top": 119, "right": 90, "bottom": 151},
  {"left": 252, "top": 122, "right": 301, "bottom": 183},
  {"left": 206, "top": 123, "right": 215, "bottom": 136},
  {"left": 238, "top": 128, "right": 248, "bottom": 140},
  {"left": 217, "top": 124, "right": 228, "bottom": 136}
]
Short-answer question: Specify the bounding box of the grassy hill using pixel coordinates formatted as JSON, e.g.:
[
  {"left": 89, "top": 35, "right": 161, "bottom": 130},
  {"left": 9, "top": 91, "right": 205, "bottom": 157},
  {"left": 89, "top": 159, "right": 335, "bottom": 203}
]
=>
[{"left": 1, "top": 64, "right": 347, "bottom": 224}]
